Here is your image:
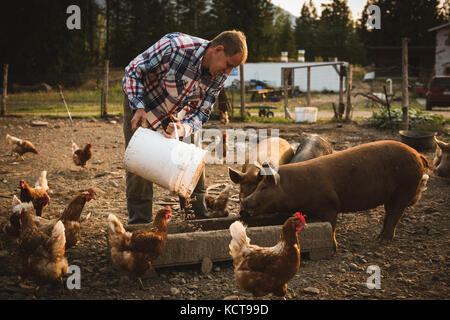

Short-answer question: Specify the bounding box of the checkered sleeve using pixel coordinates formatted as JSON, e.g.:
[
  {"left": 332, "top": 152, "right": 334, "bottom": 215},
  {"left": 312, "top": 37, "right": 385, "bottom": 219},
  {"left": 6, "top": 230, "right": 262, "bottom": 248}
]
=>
[
  {"left": 180, "top": 76, "right": 227, "bottom": 137},
  {"left": 122, "top": 37, "right": 173, "bottom": 110}
]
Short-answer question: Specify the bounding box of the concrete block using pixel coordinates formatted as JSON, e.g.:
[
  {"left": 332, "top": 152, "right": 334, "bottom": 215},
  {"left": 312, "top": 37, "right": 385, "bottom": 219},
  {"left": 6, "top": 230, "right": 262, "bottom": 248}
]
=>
[{"left": 151, "top": 222, "right": 334, "bottom": 268}]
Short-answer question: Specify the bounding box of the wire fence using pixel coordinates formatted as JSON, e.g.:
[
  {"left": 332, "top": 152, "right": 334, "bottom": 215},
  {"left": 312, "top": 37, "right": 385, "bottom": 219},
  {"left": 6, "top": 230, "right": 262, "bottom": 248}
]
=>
[{"left": 2, "top": 66, "right": 125, "bottom": 117}]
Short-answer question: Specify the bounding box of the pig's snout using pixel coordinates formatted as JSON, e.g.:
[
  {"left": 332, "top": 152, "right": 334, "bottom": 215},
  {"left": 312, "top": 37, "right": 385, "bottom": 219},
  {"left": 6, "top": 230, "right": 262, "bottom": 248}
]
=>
[{"left": 239, "top": 198, "right": 255, "bottom": 217}]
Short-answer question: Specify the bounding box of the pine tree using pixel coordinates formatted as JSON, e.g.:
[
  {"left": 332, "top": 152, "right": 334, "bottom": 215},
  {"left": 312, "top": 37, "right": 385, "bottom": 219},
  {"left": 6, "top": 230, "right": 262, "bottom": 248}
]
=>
[
  {"left": 294, "top": 0, "right": 319, "bottom": 61},
  {"left": 358, "top": 0, "right": 445, "bottom": 47},
  {"left": 0, "top": 1, "right": 100, "bottom": 86},
  {"left": 176, "top": 0, "right": 209, "bottom": 36},
  {"left": 316, "top": 0, "right": 353, "bottom": 61},
  {"left": 273, "top": 8, "right": 296, "bottom": 59},
  {"left": 207, "top": 0, "right": 275, "bottom": 61}
]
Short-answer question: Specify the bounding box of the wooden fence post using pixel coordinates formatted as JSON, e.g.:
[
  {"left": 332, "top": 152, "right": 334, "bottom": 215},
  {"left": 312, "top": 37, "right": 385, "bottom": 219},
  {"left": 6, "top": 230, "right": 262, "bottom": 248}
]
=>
[
  {"left": 307, "top": 66, "right": 311, "bottom": 108},
  {"left": 240, "top": 64, "right": 245, "bottom": 119},
  {"left": 345, "top": 64, "right": 353, "bottom": 121},
  {"left": 1, "top": 64, "right": 8, "bottom": 117},
  {"left": 402, "top": 37, "right": 409, "bottom": 130},
  {"left": 282, "top": 68, "right": 293, "bottom": 119},
  {"left": 102, "top": 59, "right": 109, "bottom": 118},
  {"left": 338, "top": 64, "right": 345, "bottom": 120},
  {"left": 57, "top": 84, "right": 73, "bottom": 126}
]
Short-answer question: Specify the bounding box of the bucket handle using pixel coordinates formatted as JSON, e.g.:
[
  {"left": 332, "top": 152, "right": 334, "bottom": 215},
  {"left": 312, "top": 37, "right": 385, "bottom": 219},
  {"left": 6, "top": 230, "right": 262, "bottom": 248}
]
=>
[{"left": 172, "top": 121, "right": 179, "bottom": 140}]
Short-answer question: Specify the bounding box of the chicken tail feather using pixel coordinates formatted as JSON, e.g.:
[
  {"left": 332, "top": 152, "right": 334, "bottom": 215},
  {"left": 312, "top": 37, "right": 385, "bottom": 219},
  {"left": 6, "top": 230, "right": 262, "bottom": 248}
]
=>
[
  {"left": 217, "top": 184, "right": 232, "bottom": 201},
  {"left": 229, "top": 221, "right": 250, "bottom": 258},
  {"left": 107, "top": 214, "right": 131, "bottom": 249},
  {"left": 13, "top": 201, "right": 34, "bottom": 214},
  {"left": 12, "top": 195, "right": 21, "bottom": 208},
  {"left": 6, "top": 134, "right": 21, "bottom": 144},
  {"left": 50, "top": 221, "right": 66, "bottom": 258},
  {"left": 72, "top": 141, "right": 79, "bottom": 154},
  {"left": 107, "top": 214, "right": 125, "bottom": 235},
  {"left": 35, "top": 170, "right": 49, "bottom": 191}
]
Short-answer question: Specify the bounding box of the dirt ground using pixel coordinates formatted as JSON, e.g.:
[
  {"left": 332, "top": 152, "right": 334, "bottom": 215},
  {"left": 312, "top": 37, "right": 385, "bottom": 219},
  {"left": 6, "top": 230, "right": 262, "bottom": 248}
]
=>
[{"left": 0, "top": 116, "right": 448, "bottom": 300}]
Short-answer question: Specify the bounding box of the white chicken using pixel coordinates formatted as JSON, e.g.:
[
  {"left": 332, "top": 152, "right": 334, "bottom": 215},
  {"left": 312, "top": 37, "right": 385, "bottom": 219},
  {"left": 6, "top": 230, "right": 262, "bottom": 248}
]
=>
[{"left": 34, "top": 170, "right": 49, "bottom": 192}]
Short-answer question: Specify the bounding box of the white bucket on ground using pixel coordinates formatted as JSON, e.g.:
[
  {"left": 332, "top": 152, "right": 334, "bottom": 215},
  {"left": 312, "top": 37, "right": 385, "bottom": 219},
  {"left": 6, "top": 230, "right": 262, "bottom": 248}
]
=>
[
  {"left": 124, "top": 127, "right": 207, "bottom": 198},
  {"left": 295, "top": 107, "right": 318, "bottom": 123}
]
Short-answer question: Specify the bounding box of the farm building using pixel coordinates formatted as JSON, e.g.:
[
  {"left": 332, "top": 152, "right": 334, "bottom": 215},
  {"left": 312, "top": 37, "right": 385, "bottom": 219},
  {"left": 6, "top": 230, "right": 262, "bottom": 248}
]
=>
[
  {"left": 224, "top": 62, "right": 343, "bottom": 92},
  {"left": 428, "top": 22, "right": 450, "bottom": 76}
]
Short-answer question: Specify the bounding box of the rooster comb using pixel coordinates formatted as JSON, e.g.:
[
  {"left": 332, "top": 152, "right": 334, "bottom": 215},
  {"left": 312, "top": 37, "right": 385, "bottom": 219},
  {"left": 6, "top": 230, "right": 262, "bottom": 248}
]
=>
[
  {"left": 165, "top": 205, "right": 172, "bottom": 214},
  {"left": 294, "top": 212, "right": 305, "bottom": 223}
]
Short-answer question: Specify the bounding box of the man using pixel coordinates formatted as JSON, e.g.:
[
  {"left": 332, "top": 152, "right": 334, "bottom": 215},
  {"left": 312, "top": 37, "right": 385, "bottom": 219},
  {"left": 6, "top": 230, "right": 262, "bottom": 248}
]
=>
[{"left": 123, "top": 30, "right": 247, "bottom": 224}]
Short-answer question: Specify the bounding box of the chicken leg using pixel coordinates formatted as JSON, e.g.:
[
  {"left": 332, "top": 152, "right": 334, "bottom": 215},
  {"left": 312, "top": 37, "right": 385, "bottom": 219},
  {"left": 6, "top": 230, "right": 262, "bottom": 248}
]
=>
[{"left": 138, "top": 277, "right": 146, "bottom": 291}]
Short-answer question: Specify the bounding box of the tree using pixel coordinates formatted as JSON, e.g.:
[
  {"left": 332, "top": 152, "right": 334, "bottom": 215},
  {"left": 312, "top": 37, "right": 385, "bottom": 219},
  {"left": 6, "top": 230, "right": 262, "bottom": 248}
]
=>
[
  {"left": 108, "top": 0, "right": 178, "bottom": 67},
  {"left": 294, "top": 0, "right": 319, "bottom": 61},
  {"left": 316, "top": 0, "right": 354, "bottom": 61},
  {"left": 273, "top": 9, "right": 296, "bottom": 59},
  {"left": 358, "top": 0, "right": 445, "bottom": 47},
  {"left": 0, "top": 1, "right": 100, "bottom": 86},
  {"left": 207, "top": 0, "right": 275, "bottom": 61},
  {"left": 176, "top": 0, "right": 209, "bottom": 36}
]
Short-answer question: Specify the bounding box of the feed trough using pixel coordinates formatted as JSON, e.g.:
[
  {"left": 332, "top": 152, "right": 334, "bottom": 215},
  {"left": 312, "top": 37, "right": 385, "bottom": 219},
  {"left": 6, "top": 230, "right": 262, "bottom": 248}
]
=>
[
  {"left": 399, "top": 130, "right": 437, "bottom": 151},
  {"left": 125, "top": 214, "right": 334, "bottom": 269}
]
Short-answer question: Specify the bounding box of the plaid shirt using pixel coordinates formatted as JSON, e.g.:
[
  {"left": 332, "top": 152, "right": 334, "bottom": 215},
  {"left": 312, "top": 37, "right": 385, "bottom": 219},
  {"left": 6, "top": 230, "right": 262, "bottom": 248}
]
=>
[{"left": 122, "top": 32, "right": 228, "bottom": 137}]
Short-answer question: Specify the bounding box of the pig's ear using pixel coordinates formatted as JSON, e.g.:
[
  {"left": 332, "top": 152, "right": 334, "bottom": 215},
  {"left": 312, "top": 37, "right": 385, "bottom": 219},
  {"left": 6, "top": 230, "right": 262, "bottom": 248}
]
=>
[
  {"left": 253, "top": 161, "right": 262, "bottom": 170},
  {"left": 435, "top": 138, "right": 449, "bottom": 151},
  {"left": 229, "top": 167, "right": 243, "bottom": 184},
  {"left": 261, "top": 162, "right": 280, "bottom": 185}
]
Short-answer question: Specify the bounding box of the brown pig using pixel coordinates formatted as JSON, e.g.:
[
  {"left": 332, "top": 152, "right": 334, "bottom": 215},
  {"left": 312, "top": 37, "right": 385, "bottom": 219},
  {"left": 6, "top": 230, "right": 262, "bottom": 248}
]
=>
[
  {"left": 240, "top": 141, "right": 430, "bottom": 250},
  {"left": 433, "top": 138, "right": 450, "bottom": 178},
  {"left": 229, "top": 137, "right": 293, "bottom": 203},
  {"left": 229, "top": 134, "right": 332, "bottom": 216}
]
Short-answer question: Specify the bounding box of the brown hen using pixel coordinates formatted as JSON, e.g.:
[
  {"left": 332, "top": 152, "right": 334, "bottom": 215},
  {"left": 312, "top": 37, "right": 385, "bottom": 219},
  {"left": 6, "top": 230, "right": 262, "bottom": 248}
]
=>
[
  {"left": 205, "top": 184, "right": 232, "bottom": 218},
  {"left": 33, "top": 188, "right": 95, "bottom": 248},
  {"left": 19, "top": 179, "right": 50, "bottom": 217},
  {"left": 6, "top": 134, "right": 39, "bottom": 160},
  {"left": 107, "top": 206, "right": 171, "bottom": 289},
  {"left": 18, "top": 208, "right": 68, "bottom": 283},
  {"left": 229, "top": 212, "right": 306, "bottom": 299},
  {"left": 72, "top": 141, "right": 93, "bottom": 168}
]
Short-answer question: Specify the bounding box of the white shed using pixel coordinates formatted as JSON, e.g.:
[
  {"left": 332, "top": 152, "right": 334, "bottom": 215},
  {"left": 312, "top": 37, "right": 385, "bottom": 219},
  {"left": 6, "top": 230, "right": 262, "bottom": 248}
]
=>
[
  {"left": 225, "top": 62, "right": 343, "bottom": 92},
  {"left": 428, "top": 22, "right": 450, "bottom": 76}
]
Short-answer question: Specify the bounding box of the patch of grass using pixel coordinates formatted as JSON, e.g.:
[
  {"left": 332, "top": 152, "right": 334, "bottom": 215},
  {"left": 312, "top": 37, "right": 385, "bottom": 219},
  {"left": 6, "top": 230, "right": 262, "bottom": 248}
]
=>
[
  {"left": 5, "top": 103, "right": 123, "bottom": 116},
  {"left": 367, "top": 107, "right": 446, "bottom": 134},
  {"left": 7, "top": 83, "right": 124, "bottom": 105},
  {"left": 241, "top": 115, "right": 296, "bottom": 124}
]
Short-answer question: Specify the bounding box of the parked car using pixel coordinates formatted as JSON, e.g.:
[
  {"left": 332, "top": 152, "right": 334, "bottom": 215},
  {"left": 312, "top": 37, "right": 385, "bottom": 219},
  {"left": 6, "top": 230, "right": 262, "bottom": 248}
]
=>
[{"left": 426, "top": 76, "right": 450, "bottom": 110}]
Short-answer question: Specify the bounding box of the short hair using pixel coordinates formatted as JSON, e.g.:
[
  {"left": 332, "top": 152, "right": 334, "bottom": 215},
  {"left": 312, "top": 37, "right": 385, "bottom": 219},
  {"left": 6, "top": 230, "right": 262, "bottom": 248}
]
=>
[{"left": 210, "top": 30, "right": 248, "bottom": 64}]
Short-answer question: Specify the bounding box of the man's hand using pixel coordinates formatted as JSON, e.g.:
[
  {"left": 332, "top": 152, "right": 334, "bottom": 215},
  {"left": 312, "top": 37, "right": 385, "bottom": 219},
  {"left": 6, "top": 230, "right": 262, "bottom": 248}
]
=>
[
  {"left": 131, "top": 108, "right": 149, "bottom": 133},
  {"left": 163, "top": 114, "right": 185, "bottom": 139}
]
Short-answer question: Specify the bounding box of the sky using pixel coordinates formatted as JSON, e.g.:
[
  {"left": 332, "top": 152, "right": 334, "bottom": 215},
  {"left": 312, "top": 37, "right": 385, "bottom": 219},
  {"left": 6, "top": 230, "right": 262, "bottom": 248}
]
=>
[
  {"left": 271, "top": 0, "right": 446, "bottom": 20},
  {"left": 271, "top": 0, "right": 367, "bottom": 20}
]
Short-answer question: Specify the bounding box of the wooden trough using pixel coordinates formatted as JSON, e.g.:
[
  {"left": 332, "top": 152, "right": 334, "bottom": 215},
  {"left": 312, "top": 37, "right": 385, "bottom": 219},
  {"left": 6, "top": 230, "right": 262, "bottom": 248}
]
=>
[{"left": 125, "top": 214, "right": 334, "bottom": 269}]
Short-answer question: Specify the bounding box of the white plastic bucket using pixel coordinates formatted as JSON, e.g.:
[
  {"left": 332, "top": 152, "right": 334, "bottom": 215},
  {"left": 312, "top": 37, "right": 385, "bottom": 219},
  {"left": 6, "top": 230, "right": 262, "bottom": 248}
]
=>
[
  {"left": 123, "top": 127, "right": 207, "bottom": 198},
  {"left": 295, "top": 107, "right": 318, "bottom": 123}
]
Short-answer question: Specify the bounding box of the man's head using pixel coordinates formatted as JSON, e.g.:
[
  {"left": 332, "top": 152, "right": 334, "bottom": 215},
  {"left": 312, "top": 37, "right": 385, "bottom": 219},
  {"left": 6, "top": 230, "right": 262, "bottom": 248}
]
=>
[{"left": 203, "top": 30, "right": 247, "bottom": 76}]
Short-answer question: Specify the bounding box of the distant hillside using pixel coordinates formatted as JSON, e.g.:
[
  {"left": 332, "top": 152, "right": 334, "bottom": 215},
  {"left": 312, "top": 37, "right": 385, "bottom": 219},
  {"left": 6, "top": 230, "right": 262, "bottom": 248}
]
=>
[{"left": 276, "top": 6, "right": 298, "bottom": 26}]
